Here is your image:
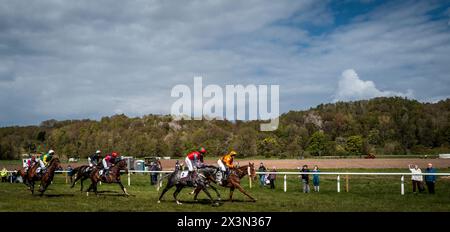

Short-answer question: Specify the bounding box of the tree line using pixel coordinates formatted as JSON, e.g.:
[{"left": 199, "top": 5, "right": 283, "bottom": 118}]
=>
[{"left": 0, "top": 97, "right": 449, "bottom": 160}]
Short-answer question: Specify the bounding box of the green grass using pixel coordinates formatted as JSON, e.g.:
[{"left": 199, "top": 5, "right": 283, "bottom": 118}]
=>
[{"left": 1, "top": 168, "right": 450, "bottom": 212}]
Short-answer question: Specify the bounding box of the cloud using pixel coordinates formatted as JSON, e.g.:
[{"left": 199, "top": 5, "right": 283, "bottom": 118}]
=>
[
  {"left": 0, "top": 1, "right": 449, "bottom": 126},
  {"left": 333, "top": 69, "right": 413, "bottom": 102}
]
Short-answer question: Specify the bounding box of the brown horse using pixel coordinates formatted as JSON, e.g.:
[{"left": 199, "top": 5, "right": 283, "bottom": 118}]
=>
[
  {"left": 70, "top": 165, "right": 97, "bottom": 192},
  {"left": 192, "top": 162, "right": 257, "bottom": 202},
  {"left": 86, "top": 159, "right": 129, "bottom": 196},
  {"left": 17, "top": 167, "right": 29, "bottom": 187},
  {"left": 26, "top": 158, "right": 62, "bottom": 196}
]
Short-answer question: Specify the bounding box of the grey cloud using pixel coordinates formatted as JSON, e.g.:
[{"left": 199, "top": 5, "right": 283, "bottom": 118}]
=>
[{"left": 0, "top": 0, "right": 449, "bottom": 126}]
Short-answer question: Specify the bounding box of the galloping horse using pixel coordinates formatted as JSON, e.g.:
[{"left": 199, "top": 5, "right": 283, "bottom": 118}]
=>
[
  {"left": 26, "top": 158, "right": 62, "bottom": 196},
  {"left": 70, "top": 165, "right": 97, "bottom": 192},
  {"left": 192, "top": 162, "right": 257, "bottom": 202},
  {"left": 17, "top": 167, "right": 30, "bottom": 187},
  {"left": 86, "top": 159, "right": 129, "bottom": 196},
  {"left": 157, "top": 166, "right": 220, "bottom": 205}
]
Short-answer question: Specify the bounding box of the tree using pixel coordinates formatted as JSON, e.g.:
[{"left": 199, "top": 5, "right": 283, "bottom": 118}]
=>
[
  {"left": 307, "top": 131, "right": 327, "bottom": 156},
  {"left": 258, "top": 136, "right": 281, "bottom": 158},
  {"left": 346, "top": 135, "right": 364, "bottom": 157}
]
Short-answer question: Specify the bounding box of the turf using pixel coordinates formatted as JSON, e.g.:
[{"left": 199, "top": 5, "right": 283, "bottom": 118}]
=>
[{"left": 1, "top": 168, "right": 449, "bottom": 212}]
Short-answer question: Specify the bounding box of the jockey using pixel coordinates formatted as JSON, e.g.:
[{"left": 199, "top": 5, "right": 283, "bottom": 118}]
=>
[
  {"left": 88, "top": 150, "right": 102, "bottom": 167},
  {"left": 36, "top": 155, "right": 47, "bottom": 177},
  {"left": 184, "top": 147, "right": 206, "bottom": 185},
  {"left": 25, "top": 155, "right": 38, "bottom": 172},
  {"left": 185, "top": 147, "right": 206, "bottom": 172},
  {"left": 42, "top": 150, "right": 55, "bottom": 166},
  {"left": 217, "top": 150, "right": 237, "bottom": 184},
  {"left": 100, "top": 152, "right": 118, "bottom": 176}
]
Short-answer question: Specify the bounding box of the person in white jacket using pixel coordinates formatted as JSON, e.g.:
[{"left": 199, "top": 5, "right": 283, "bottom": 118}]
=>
[{"left": 408, "top": 164, "right": 424, "bottom": 193}]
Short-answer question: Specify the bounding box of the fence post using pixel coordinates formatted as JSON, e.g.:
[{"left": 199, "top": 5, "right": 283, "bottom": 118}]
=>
[
  {"left": 345, "top": 174, "right": 349, "bottom": 192},
  {"left": 10, "top": 172, "right": 13, "bottom": 183},
  {"left": 65, "top": 171, "right": 68, "bottom": 184},
  {"left": 284, "top": 175, "right": 287, "bottom": 192},
  {"left": 159, "top": 173, "right": 162, "bottom": 188},
  {"left": 337, "top": 175, "right": 340, "bottom": 193},
  {"left": 401, "top": 175, "right": 404, "bottom": 195},
  {"left": 128, "top": 172, "right": 131, "bottom": 186},
  {"left": 248, "top": 166, "right": 252, "bottom": 189}
]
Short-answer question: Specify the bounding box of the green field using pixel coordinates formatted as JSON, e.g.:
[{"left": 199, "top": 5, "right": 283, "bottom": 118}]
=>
[{"left": 1, "top": 168, "right": 450, "bottom": 212}]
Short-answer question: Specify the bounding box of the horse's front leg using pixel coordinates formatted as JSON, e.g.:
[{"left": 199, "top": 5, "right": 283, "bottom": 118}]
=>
[
  {"left": 30, "top": 181, "right": 35, "bottom": 195},
  {"left": 192, "top": 186, "right": 202, "bottom": 201},
  {"left": 201, "top": 187, "right": 218, "bottom": 206},
  {"left": 229, "top": 186, "right": 235, "bottom": 202},
  {"left": 86, "top": 182, "right": 94, "bottom": 196},
  {"left": 118, "top": 181, "right": 129, "bottom": 196},
  {"left": 235, "top": 184, "right": 256, "bottom": 202}
]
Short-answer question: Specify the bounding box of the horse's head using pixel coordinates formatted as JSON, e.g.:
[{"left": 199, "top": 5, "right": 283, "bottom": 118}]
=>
[
  {"left": 115, "top": 158, "right": 128, "bottom": 173},
  {"left": 49, "top": 158, "right": 62, "bottom": 170},
  {"left": 248, "top": 162, "right": 257, "bottom": 181}
]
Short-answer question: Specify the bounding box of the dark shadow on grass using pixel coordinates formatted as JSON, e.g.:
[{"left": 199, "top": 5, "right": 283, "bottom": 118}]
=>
[{"left": 39, "top": 193, "right": 75, "bottom": 198}]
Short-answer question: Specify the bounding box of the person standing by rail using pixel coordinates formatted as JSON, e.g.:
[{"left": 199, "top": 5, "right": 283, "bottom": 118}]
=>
[
  {"left": 424, "top": 163, "right": 437, "bottom": 194},
  {"left": 408, "top": 164, "right": 424, "bottom": 193}
]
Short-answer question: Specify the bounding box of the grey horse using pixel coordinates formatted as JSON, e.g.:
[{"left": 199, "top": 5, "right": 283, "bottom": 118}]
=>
[{"left": 157, "top": 165, "right": 221, "bottom": 205}]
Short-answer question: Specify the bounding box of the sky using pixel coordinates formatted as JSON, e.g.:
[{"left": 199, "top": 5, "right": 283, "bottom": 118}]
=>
[{"left": 0, "top": 0, "right": 449, "bottom": 126}]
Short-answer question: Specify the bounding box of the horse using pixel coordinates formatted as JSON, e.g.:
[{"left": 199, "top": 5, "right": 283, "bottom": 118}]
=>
[
  {"left": 70, "top": 165, "right": 98, "bottom": 192},
  {"left": 86, "top": 159, "right": 129, "bottom": 196},
  {"left": 26, "top": 158, "right": 62, "bottom": 196},
  {"left": 157, "top": 165, "right": 221, "bottom": 205},
  {"left": 17, "top": 167, "right": 30, "bottom": 187},
  {"left": 191, "top": 162, "right": 257, "bottom": 202}
]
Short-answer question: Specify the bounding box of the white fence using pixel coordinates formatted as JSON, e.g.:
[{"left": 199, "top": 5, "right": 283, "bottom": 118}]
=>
[{"left": 4, "top": 170, "right": 449, "bottom": 195}]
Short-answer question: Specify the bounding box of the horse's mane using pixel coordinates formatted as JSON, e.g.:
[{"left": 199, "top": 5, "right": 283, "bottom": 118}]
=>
[{"left": 48, "top": 157, "right": 60, "bottom": 167}]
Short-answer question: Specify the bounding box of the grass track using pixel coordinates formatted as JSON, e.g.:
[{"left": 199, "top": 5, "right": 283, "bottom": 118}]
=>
[{"left": 1, "top": 168, "right": 450, "bottom": 212}]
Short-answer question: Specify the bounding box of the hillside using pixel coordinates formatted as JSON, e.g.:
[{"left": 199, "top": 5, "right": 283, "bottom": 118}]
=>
[{"left": 0, "top": 97, "right": 449, "bottom": 159}]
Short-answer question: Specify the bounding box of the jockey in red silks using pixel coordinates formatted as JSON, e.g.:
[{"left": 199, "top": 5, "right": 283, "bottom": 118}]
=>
[
  {"left": 26, "top": 155, "right": 38, "bottom": 172},
  {"left": 184, "top": 147, "right": 206, "bottom": 185},
  {"left": 185, "top": 147, "right": 206, "bottom": 172},
  {"left": 100, "top": 152, "right": 118, "bottom": 176}
]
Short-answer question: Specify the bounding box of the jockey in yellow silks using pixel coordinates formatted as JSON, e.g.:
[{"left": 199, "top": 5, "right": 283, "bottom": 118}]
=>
[{"left": 217, "top": 151, "right": 237, "bottom": 185}]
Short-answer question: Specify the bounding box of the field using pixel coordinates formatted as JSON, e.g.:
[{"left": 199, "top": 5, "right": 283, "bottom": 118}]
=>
[{"left": 1, "top": 164, "right": 450, "bottom": 212}]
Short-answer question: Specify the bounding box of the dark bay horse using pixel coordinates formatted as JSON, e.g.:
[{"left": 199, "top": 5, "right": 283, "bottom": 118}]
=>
[
  {"left": 157, "top": 166, "right": 220, "bottom": 205},
  {"left": 26, "top": 158, "right": 62, "bottom": 196},
  {"left": 86, "top": 159, "right": 129, "bottom": 196},
  {"left": 70, "top": 165, "right": 97, "bottom": 192},
  {"left": 192, "top": 162, "right": 257, "bottom": 202}
]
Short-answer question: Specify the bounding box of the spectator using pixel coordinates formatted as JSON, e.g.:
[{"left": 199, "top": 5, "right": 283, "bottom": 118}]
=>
[
  {"left": 312, "top": 165, "right": 320, "bottom": 192},
  {"left": 9, "top": 169, "right": 18, "bottom": 183},
  {"left": 150, "top": 161, "right": 161, "bottom": 185},
  {"left": 268, "top": 166, "right": 277, "bottom": 189},
  {"left": 67, "top": 165, "right": 74, "bottom": 184},
  {"left": 408, "top": 164, "right": 425, "bottom": 193},
  {"left": 425, "top": 163, "right": 437, "bottom": 194},
  {"left": 301, "top": 165, "right": 310, "bottom": 193},
  {"left": 258, "top": 162, "right": 267, "bottom": 187},
  {"left": 1, "top": 167, "right": 7, "bottom": 182}
]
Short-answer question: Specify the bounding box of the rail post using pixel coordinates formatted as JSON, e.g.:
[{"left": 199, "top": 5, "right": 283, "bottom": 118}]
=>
[
  {"left": 337, "top": 175, "right": 340, "bottom": 193},
  {"left": 128, "top": 172, "right": 131, "bottom": 186},
  {"left": 248, "top": 166, "right": 252, "bottom": 189},
  {"left": 345, "top": 174, "right": 349, "bottom": 192},
  {"left": 284, "top": 175, "right": 287, "bottom": 192},
  {"left": 401, "top": 175, "right": 404, "bottom": 195}
]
